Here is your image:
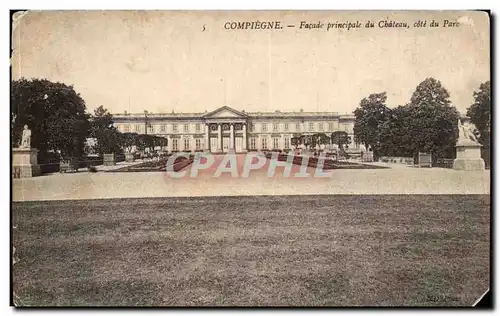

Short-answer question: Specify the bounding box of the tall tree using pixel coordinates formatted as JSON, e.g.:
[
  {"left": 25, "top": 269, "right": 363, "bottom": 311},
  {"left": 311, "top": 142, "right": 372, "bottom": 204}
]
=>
[
  {"left": 407, "top": 78, "right": 459, "bottom": 161},
  {"left": 291, "top": 135, "right": 303, "bottom": 149},
  {"left": 11, "top": 78, "right": 90, "bottom": 161},
  {"left": 377, "top": 105, "right": 413, "bottom": 157},
  {"left": 467, "top": 81, "right": 491, "bottom": 166},
  {"left": 310, "top": 133, "right": 330, "bottom": 149},
  {"left": 121, "top": 132, "right": 139, "bottom": 153},
  {"left": 136, "top": 134, "right": 155, "bottom": 152},
  {"left": 90, "top": 105, "right": 122, "bottom": 155},
  {"left": 353, "top": 92, "right": 390, "bottom": 158},
  {"left": 331, "top": 131, "right": 349, "bottom": 148},
  {"left": 154, "top": 136, "right": 168, "bottom": 149}
]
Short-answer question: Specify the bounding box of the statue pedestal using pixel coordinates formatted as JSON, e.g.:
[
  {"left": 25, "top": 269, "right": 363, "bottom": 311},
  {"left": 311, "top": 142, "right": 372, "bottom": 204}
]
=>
[
  {"left": 12, "top": 148, "right": 41, "bottom": 178},
  {"left": 125, "top": 152, "right": 135, "bottom": 162},
  {"left": 361, "top": 151, "right": 373, "bottom": 162},
  {"left": 453, "top": 139, "right": 485, "bottom": 171}
]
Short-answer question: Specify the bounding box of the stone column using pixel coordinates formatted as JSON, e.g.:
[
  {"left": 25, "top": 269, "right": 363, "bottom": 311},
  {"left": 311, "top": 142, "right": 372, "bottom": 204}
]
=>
[
  {"left": 242, "top": 123, "right": 247, "bottom": 152},
  {"left": 190, "top": 135, "right": 196, "bottom": 153},
  {"left": 230, "top": 124, "right": 234, "bottom": 151},
  {"left": 204, "top": 124, "right": 210, "bottom": 151},
  {"left": 217, "top": 123, "right": 222, "bottom": 152},
  {"left": 167, "top": 135, "right": 172, "bottom": 153}
]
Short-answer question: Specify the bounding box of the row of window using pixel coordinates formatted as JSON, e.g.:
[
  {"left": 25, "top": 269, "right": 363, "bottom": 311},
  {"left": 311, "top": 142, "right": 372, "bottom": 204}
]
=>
[
  {"left": 250, "top": 122, "right": 349, "bottom": 132},
  {"left": 170, "top": 137, "right": 293, "bottom": 151},
  {"left": 248, "top": 137, "right": 290, "bottom": 150},
  {"left": 116, "top": 122, "right": 350, "bottom": 134},
  {"left": 171, "top": 138, "right": 204, "bottom": 151},
  {"left": 118, "top": 123, "right": 204, "bottom": 133},
  {"left": 160, "top": 135, "right": 354, "bottom": 151}
]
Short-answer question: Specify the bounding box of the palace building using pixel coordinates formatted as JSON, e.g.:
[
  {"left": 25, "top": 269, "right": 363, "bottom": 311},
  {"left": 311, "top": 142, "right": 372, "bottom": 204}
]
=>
[{"left": 112, "top": 106, "right": 358, "bottom": 153}]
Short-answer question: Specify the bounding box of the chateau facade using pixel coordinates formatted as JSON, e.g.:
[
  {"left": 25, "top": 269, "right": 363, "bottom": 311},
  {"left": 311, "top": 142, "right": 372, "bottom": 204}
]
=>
[{"left": 112, "top": 106, "right": 358, "bottom": 153}]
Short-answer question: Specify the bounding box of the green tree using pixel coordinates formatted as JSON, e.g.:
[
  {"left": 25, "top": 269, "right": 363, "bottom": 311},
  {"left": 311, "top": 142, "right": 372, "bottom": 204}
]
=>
[
  {"left": 407, "top": 78, "right": 460, "bottom": 161},
  {"left": 303, "top": 135, "right": 313, "bottom": 150},
  {"left": 291, "top": 135, "right": 303, "bottom": 149},
  {"left": 11, "top": 78, "right": 90, "bottom": 161},
  {"left": 121, "top": 132, "right": 139, "bottom": 153},
  {"left": 353, "top": 92, "right": 390, "bottom": 158},
  {"left": 377, "top": 105, "right": 413, "bottom": 157},
  {"left": 90, "top": 105, "right": 122, "bottom": 155},
  {"left": 153, "top": 136, "right": 168, "bottom": 149},
  {"left": 136, "top": 134, "right": 155, "bottom": 152},
  {"left": 307, "top": 133, "right": 330, "bottom": 149},
  {"left": 466, "top": 81, "right": 491, "bottom": 167},
  {"left": 331, "top": 131, "right": 349, "bottom": 148}
]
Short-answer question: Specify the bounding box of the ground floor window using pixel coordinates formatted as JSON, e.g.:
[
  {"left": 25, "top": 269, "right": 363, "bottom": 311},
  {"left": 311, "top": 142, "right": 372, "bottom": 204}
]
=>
[
  {"left": 284, "top": 137, "right": 290, "bottom": 149},
  {"left": 195, "top": 138, "right": 202, "bottom": 150},
  {"left": 261, "top": 138, "right": 268, "bottom": 149},
  {"left": 184, "top": 138, "right": 190, "bottom": 151},
  {"left": 272, "top": 137, "right": 280, "bottom": 149},
  {"left": 250, "top": 138, "right": 256, "bottom": 150},
  {"left": 172, "top": 139, "right": 178, "bottom": 151}
]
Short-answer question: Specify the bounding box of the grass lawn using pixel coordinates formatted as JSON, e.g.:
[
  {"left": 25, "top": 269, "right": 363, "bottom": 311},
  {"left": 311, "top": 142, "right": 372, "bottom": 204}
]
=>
[{"left": 12, "top": 195, "right": 490, "bottom": 307}]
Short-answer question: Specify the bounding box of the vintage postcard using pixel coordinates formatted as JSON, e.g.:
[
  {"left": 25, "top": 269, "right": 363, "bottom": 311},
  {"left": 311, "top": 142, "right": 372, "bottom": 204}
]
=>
[{"left": 11, "top": 10, "right": 491, "bottom": 307}]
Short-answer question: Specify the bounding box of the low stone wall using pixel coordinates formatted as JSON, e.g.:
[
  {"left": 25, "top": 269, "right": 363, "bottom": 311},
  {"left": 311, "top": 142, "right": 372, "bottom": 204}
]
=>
[
  {"left": 380, "top": 156, "right": 415, "bottom": 164},
  {"left": 265, "top": 153, "right": 387, "bottom": 170},
  {"left": 435, "top": 159, "right": 454, "bottom": 169}
]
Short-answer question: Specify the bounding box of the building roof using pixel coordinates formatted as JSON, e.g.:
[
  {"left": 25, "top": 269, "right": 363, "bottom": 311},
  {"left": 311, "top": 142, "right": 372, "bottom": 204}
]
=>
[
  {"left": 113, "top": 106, "right": 354, "bottom": 120},
  {"left": 247, "top": 111, "right": 351, "bottom": 118}
]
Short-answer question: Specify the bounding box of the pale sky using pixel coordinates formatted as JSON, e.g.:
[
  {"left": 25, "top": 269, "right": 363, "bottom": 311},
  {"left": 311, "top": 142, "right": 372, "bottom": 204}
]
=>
[{"left": 12, "top": 10, "right": 490, "bottom": 115}]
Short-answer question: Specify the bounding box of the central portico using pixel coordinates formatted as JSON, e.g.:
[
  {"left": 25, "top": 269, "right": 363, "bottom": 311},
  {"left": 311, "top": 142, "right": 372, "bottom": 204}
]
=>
[{"left": 203, "top": 106, "right": 248, "bottom": 153}]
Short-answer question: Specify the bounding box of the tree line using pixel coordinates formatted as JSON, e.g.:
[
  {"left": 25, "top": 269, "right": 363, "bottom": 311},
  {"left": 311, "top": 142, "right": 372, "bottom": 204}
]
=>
[
  {"left": 353, "top": 78, "right": 490, "bottom": 166},
  {"left": 290, "top": 131, "right": 351, "bottom": 153},
  {"left": 11, "top": 78, "right": 167, "bottom": 165}
]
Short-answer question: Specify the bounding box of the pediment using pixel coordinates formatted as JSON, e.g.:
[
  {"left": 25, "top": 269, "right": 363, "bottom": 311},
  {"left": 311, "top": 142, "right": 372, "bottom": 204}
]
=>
[{"left": 203, "top": 106, "right": 247, "bottom": 118}]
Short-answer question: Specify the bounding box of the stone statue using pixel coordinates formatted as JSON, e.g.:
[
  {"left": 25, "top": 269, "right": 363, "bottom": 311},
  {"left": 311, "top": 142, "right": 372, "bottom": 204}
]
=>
[
  {"left": 20, "top": 125, "right": 31, "bottom": 148},
  {"left": 458, "top": 119, "right": 479, "bottom": 143},
  {"left": 454, "top": 118, "right": 485, "bottom": 171}
]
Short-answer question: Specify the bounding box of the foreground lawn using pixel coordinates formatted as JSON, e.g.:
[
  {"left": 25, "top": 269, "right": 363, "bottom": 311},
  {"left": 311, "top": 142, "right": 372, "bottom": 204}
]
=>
[{"left": 12, "top": 195, "right": 490, "bottom": 306}]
